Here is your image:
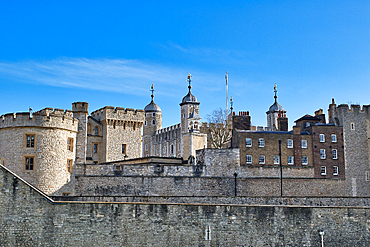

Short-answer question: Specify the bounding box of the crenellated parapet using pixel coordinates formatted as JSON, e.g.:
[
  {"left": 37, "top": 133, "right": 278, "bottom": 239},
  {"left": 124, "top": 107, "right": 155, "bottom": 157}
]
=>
[
  {"left": 0, "top": 108, "right": 78, "bottom": 132},
  {"left": 155, "top": 124, "right": 181, "bottom": 135},
  {"left": 90, "top": 106, "right": 145, "bottom": 123}
]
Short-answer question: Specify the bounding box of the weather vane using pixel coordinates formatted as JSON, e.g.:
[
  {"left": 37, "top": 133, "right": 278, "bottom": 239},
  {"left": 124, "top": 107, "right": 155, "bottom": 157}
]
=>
[
  {"left": 187, "top": 73, "right": 192, "bottom": 89},
  {"left": 150, "top": 84, "right": 155, "bottom": 100}
]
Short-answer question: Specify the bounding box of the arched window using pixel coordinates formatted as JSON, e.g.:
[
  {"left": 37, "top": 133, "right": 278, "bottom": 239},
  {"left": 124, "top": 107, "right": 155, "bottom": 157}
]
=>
[
  {"left": 95, "top": 127, "right": 100, "bottom": 135},
  {"left": 152, "top": 120, "right": 156, "bottom": 125}
]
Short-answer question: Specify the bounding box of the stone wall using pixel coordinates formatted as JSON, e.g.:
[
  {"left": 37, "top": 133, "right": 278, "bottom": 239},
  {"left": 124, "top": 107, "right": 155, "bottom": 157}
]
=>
[{"left": 1, "top": 164, "right": 370, "bottom": 247}]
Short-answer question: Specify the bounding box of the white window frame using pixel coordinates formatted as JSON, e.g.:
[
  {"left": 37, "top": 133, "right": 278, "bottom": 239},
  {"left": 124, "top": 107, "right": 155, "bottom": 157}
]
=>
[
  {"left": 302, "top": 156, "right": 308, "bottom": 165},
  {"left": 287, "top": 139, "right": 293, "bottom": 148},
  {"left": 331, "top": 134, "right": 337, "bottom": 143},
  {"left": 301, "top": 140, "right": 307, "bottom": 149},
  {"left": 321, "top": 166, "right": 327, "bottom": 175},
  {"left": 332, "top": 149, "right": 338, "bottom": 160},
  {"left": 258, "top": 138, "right": 265, "bottom": 148},
  {"left": 246, "top": 138, "right": 252, "bottom": 147},
  {"left": 273, "top": 156, "right": 279, "bottom": 165},
  {"left": 288, "top": 156, "right": 294, "bottom": 165},
  {"left": 246, "top": 155, "right": 252, "bottom": 164},
  {"left": 320, "top": 149, "right": 326, "bottom": 159},
  {"left": 351, "top": 122, "right": 355, "bottom": 130},
  {"left": 259, "top": 155, "right": 265, "bottom": 164},
  {"left": 333, "top": 166, "right": 338, "bottom": 176},
  {"left": 319, "top": 134, "right": 325, "bottom": 143}
]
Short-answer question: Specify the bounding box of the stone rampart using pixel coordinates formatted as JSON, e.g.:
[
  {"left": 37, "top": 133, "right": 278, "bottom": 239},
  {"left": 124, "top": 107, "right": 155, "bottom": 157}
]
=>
[
  {"left": 90, "top": 106, "right": 145, "bottom": 122},
  {"left": 1, "top": 164, "right": 370, "bottom": 247}
]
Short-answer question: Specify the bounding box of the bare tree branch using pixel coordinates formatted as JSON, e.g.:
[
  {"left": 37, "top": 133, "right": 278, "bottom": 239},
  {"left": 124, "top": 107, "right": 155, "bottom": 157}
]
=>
[{"left": 205, "top": 108, "right": 232, "bottom": 149}]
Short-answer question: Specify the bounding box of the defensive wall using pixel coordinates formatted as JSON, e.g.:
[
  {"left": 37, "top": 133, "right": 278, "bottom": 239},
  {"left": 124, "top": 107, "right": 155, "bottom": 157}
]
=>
[
  {"left": 0, "top": 109, "right": 78, "bottom": 195},
  {"left": 1, "top": 164, "right": 370, "bottom": 246}
]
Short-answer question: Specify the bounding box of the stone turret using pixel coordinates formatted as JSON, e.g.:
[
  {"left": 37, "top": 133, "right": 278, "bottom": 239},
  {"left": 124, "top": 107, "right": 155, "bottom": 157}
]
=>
[
  {"left": 72, "top": 102, "right": 89, "bottom": 164},
  {"left": 266, "top": 84, "right": 286, "bottom": 131}
]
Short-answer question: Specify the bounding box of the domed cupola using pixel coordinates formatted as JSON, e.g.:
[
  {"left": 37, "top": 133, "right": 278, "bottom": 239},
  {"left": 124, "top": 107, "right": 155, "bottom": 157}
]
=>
[
  {"left": 266, "top": 84, "right": 285, "bottom": 114},
  {"left": 180, "top": 73, "right": 199, "bottom": 106},
  {"left": 266, "top": 84, "right": 287, "bottom": 131},
  {"left": 144, "top": 84, "right": 162, "bottom": 112}
]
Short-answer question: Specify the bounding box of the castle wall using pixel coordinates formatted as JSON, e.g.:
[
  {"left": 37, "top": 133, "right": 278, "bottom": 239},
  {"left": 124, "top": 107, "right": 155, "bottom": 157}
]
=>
[
  {"left": 1, "top": 165, "right": 368, "bottom": 247},
  {"left": 0, "top": 110, "right": 78, "bottom": 195}
]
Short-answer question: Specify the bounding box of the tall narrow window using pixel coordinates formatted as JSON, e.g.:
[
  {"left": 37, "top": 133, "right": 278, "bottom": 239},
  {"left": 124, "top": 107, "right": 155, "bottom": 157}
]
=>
[
  {"left": 95, "top": 127, "right": 99, "bottom": 135},
  {"left": 67, "top": 159, "right": 73, "bottom": 173},
  {"left": 152, "top": 120, "right": 156, "bottom": 125},
  {"left": 331, "top": 134, "right": 337, "bottom": 143},
  {"left": 301, "top": 140, "right": 307, "bottom": 149},
  {"left": 320, "top": 149, "right": 326, "bottom": 159},
  {"left": 288, "top": 156, "right": 294, "bottom": 165},
  {"left": 94, "top": 144, "right": 98, "bottom": 153},
  {"left": 145, "top": 144, "right": 148, "bottom": 151},
  {"left": 287, "top": 139, "right": 293, "bottom": 148},
  {"left": 259, "top": 155, "right": 265, "bottom": 164},
  {"left": 332, "top": 149, "right": 338, "bottom": 159},
  {"left": 171, "top": 145, "right": 174, "bottom": 154},
  {"left": 26, "top": 135, "right": 35, "bottom": 148},
  {"left": 302, "top": 156, "right": 308, "bottom": 165},
  {"left": 273, "top": 156, "right": 279, "bottom": 165},
  {"left": 67, "top": 138, "right": 73, "bottom": 151},
  {"left": 351, "top": 123, "right": 355, "bottom": 130},
  {"left": 319, "top": 134, "right": 325, "bottom": 142},
  {"left": 122, "top": 144, "right": 127, "bottom": 154},
  {"left": 246, "top": 138, "right": 252, "bottom": 147},
  {"left": 205, "top": 226, "right": 211, "bottom": 241},
  {"left": 246, "top": 155, "right": 252, "bottom": 164},
  {"left": 333, "top": 166, "right": 338, "bottom": 176},
  {"left": 258, "top": 138, "right": 265, "bottom": 147},
  {"left": 321, "top": 166, "right": 327, "bottom": 175}
]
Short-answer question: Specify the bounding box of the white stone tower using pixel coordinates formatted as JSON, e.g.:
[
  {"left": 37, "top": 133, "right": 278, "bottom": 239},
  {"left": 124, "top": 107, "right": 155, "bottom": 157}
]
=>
[
  {"left": 266, "top": 84, "right": 286, "bottom": 131},
  {"left": 180, "top": 73, "right": 200, "bottom": 134},
  {"left": 143, "top": 84, "right": 162, "bottom": 157}
]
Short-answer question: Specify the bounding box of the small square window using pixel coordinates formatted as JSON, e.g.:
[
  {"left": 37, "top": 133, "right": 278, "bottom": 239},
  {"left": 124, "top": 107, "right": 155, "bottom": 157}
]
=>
[
  {"left": 122, "top": 144, "right": 127, "bottom": 154},
  {"left": 24, "top": 133, "right": 36, "bottom": 149},
  {"left": 305, "top": 122, "right": 310, "bottom": 127},
  {"left": 333, "top": 166, "right": 338, "bottom": 176},
  {"left": 246, "top": 138, "right": 252, "bottom": 147},
  {"left": 331, "top": 134, "right": 337, "bottom": 143},
  {"left": 321, "top": 166, "right": 327, "bottom": 175},
  {"left": 153, "top": 113, "right": 156, "bottom": 117},
  {"left": 273, "top": 156, "right": 279, "bottom": 165},
  {"left": 287, "top": 139, "right": 293, "bottom": 148},
  {"left": 288, "top": 156, "right": 294, "bottom": 165},
  {"left": 332, "top": 149, "right": 338, "bottom": 159},
  {"left": 319, "top": 134, "right": 325, "bottom": 142},
  {"left": 301, "top": 140, "right": 307, "bottom": 149},
  {"left": 24, "top": 155, "right": 35, "bottom": 171},
  {"left": 246, "top": 155, "right": 252, "bottom": 164},
  {"left": 320, "top": 149, "right": 326, "bottom": 159},
  {"left": 259, "top": 155, "right": 265, "bottom": 164},
  {"left": 302, "top": 156, "right": 308, "bottom": 165},
  {"left": 258, "top": 138, "right": 265, "bottom": 147},
  {"left": 67, "top": 138, "right": 74, "bottom": 151}
]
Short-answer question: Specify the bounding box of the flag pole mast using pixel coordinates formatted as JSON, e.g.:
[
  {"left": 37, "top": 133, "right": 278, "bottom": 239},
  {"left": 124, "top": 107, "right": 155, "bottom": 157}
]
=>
[{"left": 225, "top": 71, "right": 228, "bottom": 116}]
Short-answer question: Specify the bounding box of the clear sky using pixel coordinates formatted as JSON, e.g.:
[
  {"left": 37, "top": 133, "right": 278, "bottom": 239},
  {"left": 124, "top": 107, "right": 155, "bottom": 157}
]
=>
[{"left": 1, "top": 1, "right": 369, "bottom": 128}]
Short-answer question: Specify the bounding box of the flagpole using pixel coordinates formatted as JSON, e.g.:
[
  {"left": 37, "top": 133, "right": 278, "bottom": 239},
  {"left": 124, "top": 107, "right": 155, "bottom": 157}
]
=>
[{"left": 225, "top": 71, "right": 228, "bottom": 116}]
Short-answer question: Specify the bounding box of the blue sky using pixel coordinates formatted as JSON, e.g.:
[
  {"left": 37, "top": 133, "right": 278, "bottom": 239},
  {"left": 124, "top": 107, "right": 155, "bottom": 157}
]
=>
[{"left": 0, "top": 1, "right": 369, "bottom": 128}]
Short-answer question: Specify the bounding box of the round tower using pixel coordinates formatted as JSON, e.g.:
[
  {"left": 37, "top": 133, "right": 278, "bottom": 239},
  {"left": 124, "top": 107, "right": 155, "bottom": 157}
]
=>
[
  {"left": 266, "top": 84, "right": 286, "bottom": 131},
  {"left": 180, "top": 73, "right": 200, "bottom": 134},
  {"left": 143, "top": 84, "right": 162, "bottom": 157}
]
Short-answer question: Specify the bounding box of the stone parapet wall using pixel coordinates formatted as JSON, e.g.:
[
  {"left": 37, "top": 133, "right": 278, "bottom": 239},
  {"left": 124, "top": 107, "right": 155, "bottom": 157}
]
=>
[
  {"left": 0, "top": 109, "right": 78, "bottom": 132},
  {"left": 74, "top": 175, "right": 346, "bottom": 197},
  {"left": 1, "top": 165, "right": 370, "bottom": 247},
  {"left": 90, "top": 106, "right": 145, "bottom": 121}
]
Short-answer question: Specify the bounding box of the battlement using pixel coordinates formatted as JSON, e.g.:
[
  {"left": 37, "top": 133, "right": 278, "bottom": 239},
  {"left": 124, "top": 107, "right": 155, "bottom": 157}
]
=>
[
  {"left": 336, "top": 104, "right": 370, "bottom": 114},
  {"left": 90, "top": 106, "right": 145, "bottom": 122},
  {"left": 0, "top": 108, "right": 78, "bottom": 131},
  {"left": 155, "top": 124, "right": 181, "bottom": 135}
]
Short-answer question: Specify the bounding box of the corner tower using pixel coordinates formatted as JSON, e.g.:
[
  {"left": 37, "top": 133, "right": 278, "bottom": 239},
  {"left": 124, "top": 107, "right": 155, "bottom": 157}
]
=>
[
  {"left": 180, "top": 73, "right": 200, "bottom": 134},
  {"left": 143, "top": 84, "right": 162, "bottom": 157},
  {"left": 266, "top": 84, "right": 286, "bottom": 131}
]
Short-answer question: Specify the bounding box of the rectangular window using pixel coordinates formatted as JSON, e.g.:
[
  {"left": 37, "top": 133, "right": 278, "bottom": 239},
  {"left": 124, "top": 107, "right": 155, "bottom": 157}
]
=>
[
  {"left": 333, "top": 166, "right": 338, "bottom": 176},
  {"left": 273, "top": 156, "right": 279, "bottom": 165},
  {"left": 122, "top": 144, "right": 127, "bottom": 154},
  {"left": 24, "top": 156, "right": 34, "bottom": 171},
  {"left": 246, "top": 155, "right": 252, "bottom": 164},
  {"left": 301, "top": 140, "right": 307, "bottom": 148},
  {"left": 145, "top": 144, "right": 148, "bottom": 151},
  {"left": 67, "top": 159, "right": 73, "bottom": 173},
  {"left": 258, "top": 138, "right": 265, "bottom": 147},
  {"left": 302, "top": 156, "right": 308, "bottom": 165},
  {"left": 331, "top": 134, "right": 337, "bottom": 143},
  {"left": 332, "top": 149, "right": 338, "bottom": 159},
  {"left": 287, "top": 139, "right": 293, "bottom": 148},
  {"left": 351, "top": 123, "right": 355, "bottom": 130},
  {"left": 94, "top": 144, "right": 98, "bottom": 153},
  {"left": 288, "top": 156, "right": 294, "bottom": 165},
  {"left": 246, "top": 138, "right": 252, "bottom": 147},
  {"left": 319, "top": 134, "right": 325, "bottom": 142},
  {"left": 67, "top": 138, "right": 73, "bottom": 151},
  {"left": 320, "top": 149, "right": 326, "bottom": 159},
  {"left": 152, "top": 113, "right": 156, "bottom": 117},
  {"left": 259, "top": 155, "right": 265, "bottom": 164},
  {"left": 26, "top": 135, "right": 35, "bottom": 148},
  {"left": 321, "top": 166, "right": 327, "bottom": 175}
]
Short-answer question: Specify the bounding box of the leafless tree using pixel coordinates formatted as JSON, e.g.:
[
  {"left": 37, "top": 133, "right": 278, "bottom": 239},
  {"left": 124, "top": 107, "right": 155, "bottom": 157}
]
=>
[{"left": 205, "top": 108, "right": 232, "bottom": 149}]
